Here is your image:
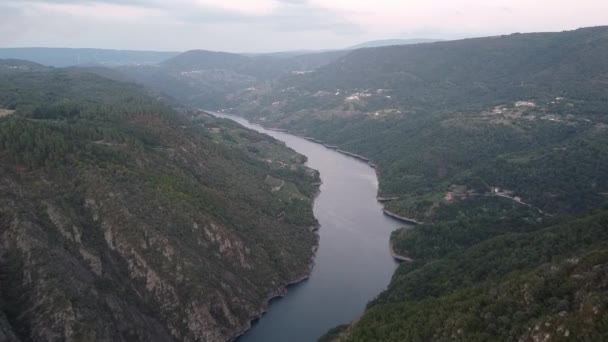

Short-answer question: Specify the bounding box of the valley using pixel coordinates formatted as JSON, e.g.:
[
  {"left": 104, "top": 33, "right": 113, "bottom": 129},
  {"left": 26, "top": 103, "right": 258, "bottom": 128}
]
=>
[{"left": 1, "top": 23, "right": 608, "bottom": 342}]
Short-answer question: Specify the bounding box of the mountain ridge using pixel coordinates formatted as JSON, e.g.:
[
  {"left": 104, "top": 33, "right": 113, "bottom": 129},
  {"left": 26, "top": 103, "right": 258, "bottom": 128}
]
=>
[
  {"left": 347, "top": 38, "right": 443, "bottom": 49},
  {"left": 0, "top": 47, "right": 180, "bottom": 67}
]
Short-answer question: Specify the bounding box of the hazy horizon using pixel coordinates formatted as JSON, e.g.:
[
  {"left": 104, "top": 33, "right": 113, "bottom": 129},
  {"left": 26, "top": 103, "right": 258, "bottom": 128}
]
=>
[{"left": 1, "top": 0, "right": 607, "bottom": 53}]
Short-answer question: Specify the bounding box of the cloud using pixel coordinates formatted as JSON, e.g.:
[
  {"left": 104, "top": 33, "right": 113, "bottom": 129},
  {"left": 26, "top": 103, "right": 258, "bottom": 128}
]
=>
[
  {"left": 0, "top": 5, "right": 26, "bottom": 45},
  {"left": 16, "top": 0, "right": 159, "bottom": 7},
  {"left": 265, "top": 2, "right": 362, "bottom": 34},
  {"left": 173, "top": 1, "right": 361, "bottom": 35},
  {"left": 310, "top": 0, "right": 608, "bottom": 38},
  {"left": 1, "top": 0, "right": 607, "bottom": 52},
  {"left": 13, "top": 0, "right": 360, "bottom": 34}
]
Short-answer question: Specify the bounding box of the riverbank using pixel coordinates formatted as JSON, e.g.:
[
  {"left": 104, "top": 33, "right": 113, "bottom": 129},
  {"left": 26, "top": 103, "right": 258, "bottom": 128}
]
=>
[
  {"left": 382, "top": 209, "right": 422, "bottom": 225},
  {"left": 231, "top": 242, "right": 320, "bottom": 341}
]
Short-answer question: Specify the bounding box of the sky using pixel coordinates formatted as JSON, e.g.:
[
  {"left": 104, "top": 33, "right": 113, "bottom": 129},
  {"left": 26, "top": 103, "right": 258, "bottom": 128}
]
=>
[{"left": 1, "top": 0, "right": 607, "bottom": 52}]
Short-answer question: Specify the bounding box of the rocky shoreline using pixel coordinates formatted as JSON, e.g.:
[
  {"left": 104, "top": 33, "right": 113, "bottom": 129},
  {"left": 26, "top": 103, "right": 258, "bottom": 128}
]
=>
[
  {"left": 377, "top": 196, "right": 400, "bottom": 203},
  {"left": 230, "top": 182, "right": 323, "bottom": 342},
  {"left": 230, "top": 242, "right": 319, "bottom": 341}
]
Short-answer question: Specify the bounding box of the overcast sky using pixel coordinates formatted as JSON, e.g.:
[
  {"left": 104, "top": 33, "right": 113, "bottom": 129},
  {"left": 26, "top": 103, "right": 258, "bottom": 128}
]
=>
[{"left": 1, "top": 0, "right": 607, "bottom": 52}]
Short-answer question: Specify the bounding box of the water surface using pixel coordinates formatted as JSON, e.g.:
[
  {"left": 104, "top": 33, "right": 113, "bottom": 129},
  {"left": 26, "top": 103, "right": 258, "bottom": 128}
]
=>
[{"left": 212, "top": 112, "right": 404, "bottom": 342}]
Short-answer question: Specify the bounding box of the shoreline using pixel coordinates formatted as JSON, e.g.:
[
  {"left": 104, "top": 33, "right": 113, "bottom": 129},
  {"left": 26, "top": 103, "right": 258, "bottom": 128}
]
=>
[
  {"left": 389, "top": 240, "right": 413, "bottom": 262},
  {"left": 382, "top": 209, "right": 422, "bottom": 225},
  {"left": 377, "top": 196, "right": 400, "bottom": 203}
]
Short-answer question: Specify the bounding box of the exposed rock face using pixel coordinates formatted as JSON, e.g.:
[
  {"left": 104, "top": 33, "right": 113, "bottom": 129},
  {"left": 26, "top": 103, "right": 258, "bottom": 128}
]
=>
[{"left": 0, "top": 128, "right": 318, "bottom": 341}]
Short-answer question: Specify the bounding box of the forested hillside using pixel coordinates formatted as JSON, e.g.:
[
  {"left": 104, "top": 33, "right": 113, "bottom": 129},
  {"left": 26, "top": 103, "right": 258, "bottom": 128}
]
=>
[
  {"left": 347, "top": 38, "right": 443, "bottom": 49},
  {"left": 0, "top": 61, "right": 319, "bottom": 341}
]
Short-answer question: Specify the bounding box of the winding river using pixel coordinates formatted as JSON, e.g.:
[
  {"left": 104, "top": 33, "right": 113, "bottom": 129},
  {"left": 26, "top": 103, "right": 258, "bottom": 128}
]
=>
[{"left": 212, "top": 113, "right": 404, "bottom": 342}]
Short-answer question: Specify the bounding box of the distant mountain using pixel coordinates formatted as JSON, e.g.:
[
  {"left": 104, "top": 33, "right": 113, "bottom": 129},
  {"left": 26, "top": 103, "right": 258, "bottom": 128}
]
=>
[
  {"left": 161, "top": 49, "right": 347, "bottom": 76},
  {"left": 0, "top": 48, "right": 179, "bottom": 67},
  {"left": 115, "top": 48, "right": 348, "bottom": 110},
  {"left": 0, "top": 58, "right": 50, "bottom": 73},
  {"left": 243, "top": 50, "right": 335, "bottom": 58},
  {"left": 348, "top": 38, "right": 443, "bottom": 49},
  {"left": 245, "top": 39, "right": 442, "bottom": 57},
  {"left": 161, "top": 49, "right": 252, "bottom": 72}
]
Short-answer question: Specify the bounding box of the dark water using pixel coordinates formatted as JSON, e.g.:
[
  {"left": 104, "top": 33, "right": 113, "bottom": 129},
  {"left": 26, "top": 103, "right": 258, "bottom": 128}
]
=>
[{"left": 212, "top": 113, "right": 404, "bottom": 342}]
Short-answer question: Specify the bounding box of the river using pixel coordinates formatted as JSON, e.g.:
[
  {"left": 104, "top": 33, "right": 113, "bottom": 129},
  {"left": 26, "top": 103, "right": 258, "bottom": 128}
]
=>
[{"left": 211, "top": 112, "right": 405, "bottom": 342}]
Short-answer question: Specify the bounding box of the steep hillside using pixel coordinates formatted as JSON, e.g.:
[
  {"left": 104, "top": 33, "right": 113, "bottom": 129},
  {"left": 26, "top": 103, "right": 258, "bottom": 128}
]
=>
[
  {"left": 0, "top": 66, "right": 319, "bottom": 341},
  {"left": 0, "top": 58, "right": 50, "bottom": 73},
  {"left": 238, "top": 26, "right": 608, "bottom": 115}
]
